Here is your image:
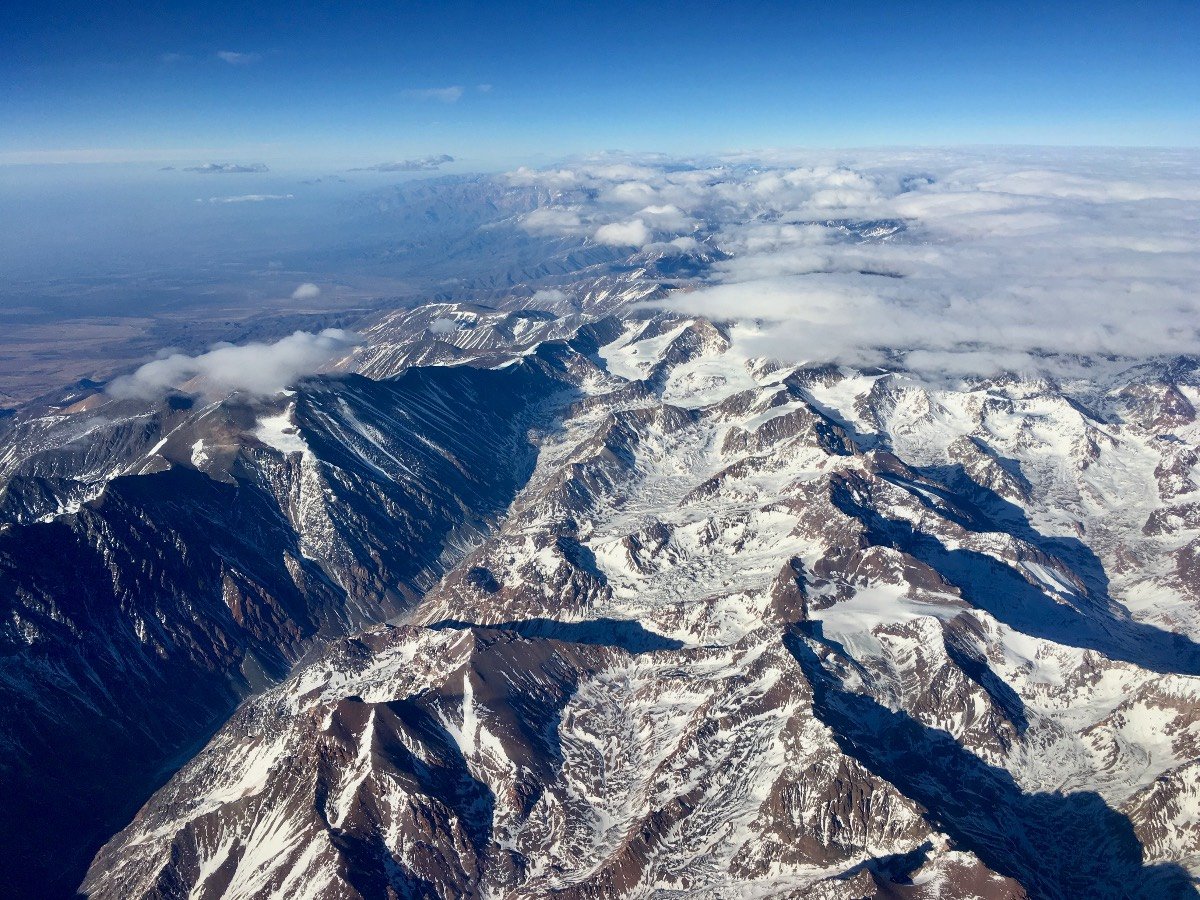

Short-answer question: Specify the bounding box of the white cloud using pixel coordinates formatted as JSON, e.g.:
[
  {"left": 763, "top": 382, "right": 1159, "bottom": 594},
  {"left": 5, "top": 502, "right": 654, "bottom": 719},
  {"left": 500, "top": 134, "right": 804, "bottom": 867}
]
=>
[
  {"left": 667, "top": 236, "right": 701, "bottom": 252},
  {"left": 520, "top": 207, "right": 586, "bottom": 236},
  {"left": 637, "top": 204, "right": 695, "bottom": 231},
  {"left": 109, "top": 329, "right": 362, "bottom": 399},
  {"left": 974, "top": 168, "right": 1200, "bottom": 203},
  {"left": 184, "top": 162, "right": 269, "bottom": 174},
  {"left": 601, "top": 181, "right": 659, "bottom": 206},
  {"left": 531, "top": 288, "right": 569, "bottom": 305},
  {"left": 201, "top": 193, "right": 292, "bottom": 203},
  {"left": 351, "top": 154, "right": 454, "bottom": 172},
  {"left": 402, "top": 86, "right": 463, "bottom": 103},
  {"left": 507, "top": 149, "right": 1200, "bottom": 380},
  {"left": 595, "top": 218, "right": 653, "bottom": 247},
  {"left": 216, "top": 50, "right": 261, "bottom": 65},
  {"left": 291, "top": 283, "right": 320, "bottom": 300},
  {"left": 427, "top": 318, "right": 460, "bottom": 335},
  {"left": 508, "top": 166, "right": 585, "bottom": 190}
]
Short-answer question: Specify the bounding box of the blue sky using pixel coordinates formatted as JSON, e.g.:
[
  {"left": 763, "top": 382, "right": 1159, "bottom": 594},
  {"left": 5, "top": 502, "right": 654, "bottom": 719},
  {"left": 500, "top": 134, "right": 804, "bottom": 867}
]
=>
[{"left": 3, "top": 0, "right": 1199, "bottom": 168}]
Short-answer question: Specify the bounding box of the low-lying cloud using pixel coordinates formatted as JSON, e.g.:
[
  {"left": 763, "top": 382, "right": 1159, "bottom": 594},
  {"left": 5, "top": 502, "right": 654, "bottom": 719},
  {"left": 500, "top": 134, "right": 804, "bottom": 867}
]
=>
[
  {"left": 109, "top": 329, "right": 362, "bottom": 399},
  {"left": 184, "top": 162, "right": 270, "bottom": 174},
  {"left": 507, "top": 149, "right": 1200, "bottom": 380},
  {"left": 200, "top": 193, "right": 292, "bottom": 203},
  {"left": 595, "top": 218, "right": 652, "bottom": 247},
  {"left": 530, "top": 288, "right": 569, "bottom": 305},
  {"left": 351, "top": 154, "right": 454, "bottom": 172},
  {"left": 291, "top": 282, "right": 321, "bottom": 300}
]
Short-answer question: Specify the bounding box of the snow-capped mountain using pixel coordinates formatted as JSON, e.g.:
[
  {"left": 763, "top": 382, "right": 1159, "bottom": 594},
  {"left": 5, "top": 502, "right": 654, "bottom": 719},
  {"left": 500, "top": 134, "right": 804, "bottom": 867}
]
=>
[
  {"left": 73, "top": 310, "right": 1200, "bottom": 899},
  {"left": 0, "top": 356, "right": 574, "bottom": 896},
  {"left": 3, "top": 154, "right": 1200, "bottom": 898}
]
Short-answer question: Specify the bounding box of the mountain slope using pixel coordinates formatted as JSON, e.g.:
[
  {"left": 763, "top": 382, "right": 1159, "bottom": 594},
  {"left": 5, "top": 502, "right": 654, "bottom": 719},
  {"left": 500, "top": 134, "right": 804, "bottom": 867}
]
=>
[
  {"left": 0, "top": 360, "right": 570, "bottom": 897},
  {"left": 80, "top": 316, "right": 1200, "bottom": 898}
]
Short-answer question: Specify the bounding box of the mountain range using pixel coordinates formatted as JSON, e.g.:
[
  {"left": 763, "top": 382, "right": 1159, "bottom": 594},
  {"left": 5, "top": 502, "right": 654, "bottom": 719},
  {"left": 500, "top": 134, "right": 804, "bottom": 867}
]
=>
[{"left": 3, "top": 157, "right": 1199, "bottom": 898}]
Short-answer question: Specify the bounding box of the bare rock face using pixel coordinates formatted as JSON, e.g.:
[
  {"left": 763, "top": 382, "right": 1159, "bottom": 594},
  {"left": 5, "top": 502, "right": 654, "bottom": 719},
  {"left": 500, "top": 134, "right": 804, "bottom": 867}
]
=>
[
  {"left": 767, "top": 555, "right": 809, "bottom": 623},
  {"left": 1126, "top": 759, "right": 1200, "bottom": 875}
]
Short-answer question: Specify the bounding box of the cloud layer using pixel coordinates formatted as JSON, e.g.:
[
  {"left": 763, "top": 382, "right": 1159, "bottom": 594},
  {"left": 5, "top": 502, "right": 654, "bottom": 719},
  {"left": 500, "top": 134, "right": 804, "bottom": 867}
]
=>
[
  {"left": 184, "top": 162, "right": 270, "bottom": 174},
  {"left": 109, "top": 329, "right": 361, "bottom": 399},
  {"left": 200, "top": 193, "right": 292, "bottom": 203},
  {"left": 351, "top": 154, "right": 454, "bottom": 172},
  {"left": 506, "top": 150, "right": 1200, "bottom": 380}
]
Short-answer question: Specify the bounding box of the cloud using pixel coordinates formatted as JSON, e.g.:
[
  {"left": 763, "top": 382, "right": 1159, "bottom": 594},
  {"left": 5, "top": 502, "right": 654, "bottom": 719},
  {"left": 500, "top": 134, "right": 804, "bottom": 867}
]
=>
[
  {"left": 476, "top": 83, "right": 493, "bottom": 93},
  {"left": 291, "top": 283, "right": 321, "bottom": 301},
  {"left": 109, "top": 329, "right": 361, "bottom": 400},
  {"left": 637, "top": 204, "right": 695, "bottom": 231},
  {"left": 595, "top": 218, "right": 653, "bottom": 247},
  {"left": 427, "top": 318, "right": 460, "bottom": 335},
  {"left": 508, "top": 157, "right": 713, "bottom": 249},
  {"left": 508, "top": 150, "right": 1200, "bottom": 380},
  {"left": 531, "top": 288, "right": 569, "bottom": 305},
  {"left": 402, "top": 86, "right": 463, "bottom": 103},
  {"left": 200, "top": 193, "right": 292, "bottom": 203},
  {"left": 291, "top": 282, "right": 320, "bottom": 300},
  {"left": 350, "top": 154, "right": 454, "bottom": 172},
  {"left": 601, "top": 181, "right": 660, "bottom": 206},
  {"left": 184, "top": 162, "right": 270, "bottom": 174},
  {"left": 520, "top": 207, "right": 587, "bottom": 236},
  {"left": 674, "top": 163, "right": 1200, "bottom": 379},
  {"left": 667, "top": 235, "right": 701, "bottom": 252},
  {"left": 216, "top": 50, "right": 261, "bottom": 65}
]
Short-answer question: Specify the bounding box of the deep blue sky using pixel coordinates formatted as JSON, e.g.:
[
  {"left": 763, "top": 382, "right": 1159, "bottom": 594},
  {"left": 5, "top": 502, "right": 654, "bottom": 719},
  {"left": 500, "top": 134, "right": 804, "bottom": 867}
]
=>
[{"left": 3, "top": 0, "right": 1199, "bottom": 168}]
